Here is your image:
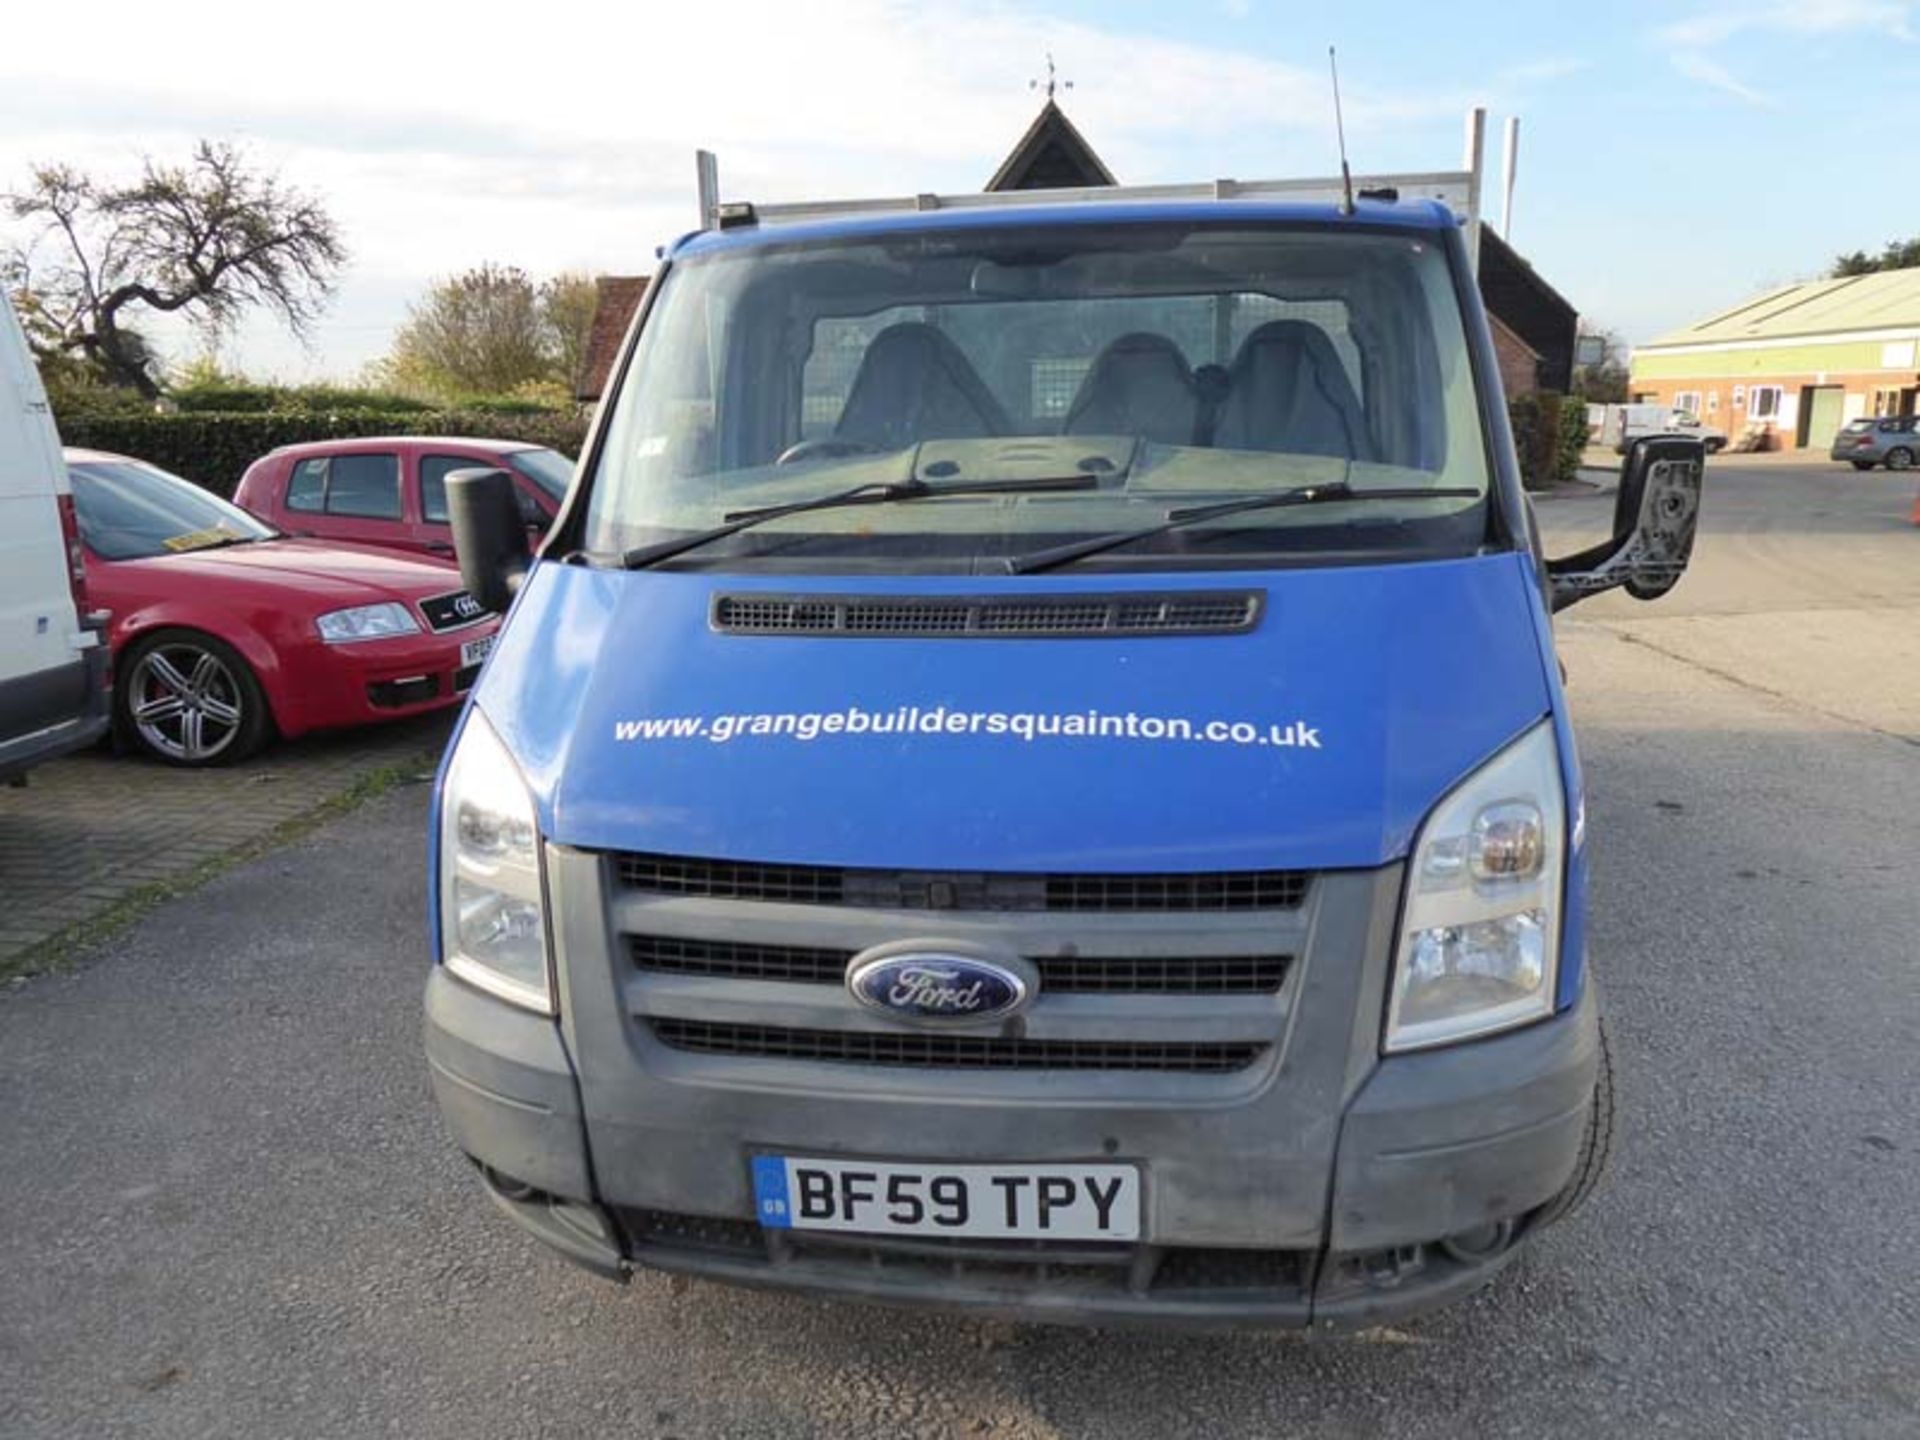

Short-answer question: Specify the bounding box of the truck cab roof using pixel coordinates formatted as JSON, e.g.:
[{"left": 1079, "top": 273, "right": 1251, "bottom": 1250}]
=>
[{"left": 670, "top": 196, "right": 1460, "bottom": 261}]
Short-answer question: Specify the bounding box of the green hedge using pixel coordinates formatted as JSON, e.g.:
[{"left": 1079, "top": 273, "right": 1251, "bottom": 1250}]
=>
[
  {"left": 57, "top": 410, "right": 590, "bottom": 498},
  {"left": 1555, "top": 397, "right": 1592, "bottom": 483},
  {"left": 1508, "top": 392, "right": 1586, "bottom": 491},
  {"left": 170, "top": 384, "right": 439, "bottom": 415}
]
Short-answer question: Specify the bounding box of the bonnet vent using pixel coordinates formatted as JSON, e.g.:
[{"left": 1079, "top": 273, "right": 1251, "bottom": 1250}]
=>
[{"left": 711, "top": 591, "right": 1262, "bottom": 638}]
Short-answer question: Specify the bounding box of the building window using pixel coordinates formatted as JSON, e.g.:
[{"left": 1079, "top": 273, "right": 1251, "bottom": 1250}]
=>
[
  {"left": 1705, "top": 391, "right": 1719, "bottom": 415},
  {"left": 1673, "top": 390, "right": 1702, "bottom": 417},
  {"left": 1748, "top": 385, "right": 1782, "bottom": 421},
  {"left": 1732, "top": 384, "right": 1746, "bottom": 408}
]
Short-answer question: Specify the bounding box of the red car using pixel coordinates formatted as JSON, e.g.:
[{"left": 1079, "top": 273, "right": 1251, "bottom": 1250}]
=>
[
  {"left": 65, "top": 449, "right": 500, "bottom": 766},
  {"left": 233, "top": 436, "right": 569, "bottom": 558}
]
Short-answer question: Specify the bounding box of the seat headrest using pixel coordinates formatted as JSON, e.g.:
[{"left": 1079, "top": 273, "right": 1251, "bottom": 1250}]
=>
[
  {"left": 1215, "top": 320, "right": 1371, "bottom": 461},
  {"left": 1063, "top": 332, "right": 1198, "bottom": 446},
  {"left": 833, "top": 322, "right": 1011, "bottom": 451}
]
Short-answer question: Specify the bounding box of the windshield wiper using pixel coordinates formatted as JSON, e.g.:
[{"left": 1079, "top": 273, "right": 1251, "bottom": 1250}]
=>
[
  {"left": 165, "top": 533, "right": 262, "bottom": 555},
  {"left": 620, "top": 474, "right": 1097, "bottom": 569},
  {"left": 1006, "top": 482, "right": 1481, "bottom": 575}
]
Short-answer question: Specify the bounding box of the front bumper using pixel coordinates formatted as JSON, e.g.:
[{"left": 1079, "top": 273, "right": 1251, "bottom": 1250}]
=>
[
  {"left": 273, "top": 621, "right": 496, "bottom": 737},
  {"left": 423, "top": 948, "right": 1600, "bottom": 1329}
]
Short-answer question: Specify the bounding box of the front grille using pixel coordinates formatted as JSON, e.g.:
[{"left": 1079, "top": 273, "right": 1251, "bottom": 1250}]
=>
[
  {"left": 648, "top": 1019, "right": 1265, "bottom": 1073},
  {"left": 616, "top": 1208, "right": 1310, "bottom": 1298},
  {"left": 366, "top": 675, "right": 440, "bottom": 709},
  {"left": 634, "top": 935, "right": 850, "bottom": 983},
  {"left": 417, "top": 589, "right": 490, "bottom": 632},
  {"left": 625, "top": 1207, "right": 763, "bottom": 1256},
  {"left": 614, "top": 853, "right": 1309, "bottom": 912},
  {"left": 631, "top": 935, "right": 1289, "bottom": 994},
  {"left": 617, "top": 854, "right": 844, "bottom": 904},
  {"left": 1154, "top": 1246, "right": 1307, "bottom": 1293},
  {"left": 710, "top": 591, "right": 1262, "bottom": 639}
]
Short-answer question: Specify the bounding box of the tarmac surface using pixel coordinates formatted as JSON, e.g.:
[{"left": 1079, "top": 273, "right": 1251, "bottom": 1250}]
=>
[{"left": 2, "top": 456, "right": 1916, "bottom": 1438}]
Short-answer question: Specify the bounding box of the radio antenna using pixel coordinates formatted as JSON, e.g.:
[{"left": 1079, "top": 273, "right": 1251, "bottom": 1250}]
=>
[{"left": 1328, "top": 47, "right": 1355, "bottom": 215}]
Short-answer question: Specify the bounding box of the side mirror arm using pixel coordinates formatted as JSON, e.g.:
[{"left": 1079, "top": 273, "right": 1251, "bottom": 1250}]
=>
[{"left": 1546, "top": 437, "right": 1704, "bottom": 613}]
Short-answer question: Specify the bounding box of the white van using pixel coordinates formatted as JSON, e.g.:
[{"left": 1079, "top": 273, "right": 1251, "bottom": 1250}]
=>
[
  {"left": 0, "top": 298, "right": 109, "bottom": 783},
  {"left": 1593, "top": 403, "right": 1726, "bottom": 455}
]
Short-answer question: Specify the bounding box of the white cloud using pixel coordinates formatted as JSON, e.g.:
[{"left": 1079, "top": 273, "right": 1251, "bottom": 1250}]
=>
[
  {"left": 0, "top": 0, "right": 1479, "bottom": 376},
  {"left": 1655, "top": 1, "right": 1908, "bottom": 108},
  {"left": 1658, "top": 0, "right": 1913, "bottom": 46},
  {"left": 1668, "top": 53, "right": 1778, "bottom": 107}
]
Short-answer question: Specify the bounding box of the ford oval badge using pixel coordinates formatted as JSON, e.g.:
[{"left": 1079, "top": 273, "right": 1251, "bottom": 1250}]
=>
[{"left": 846, "top": 944, "right": 1033, "bottom": 1025}]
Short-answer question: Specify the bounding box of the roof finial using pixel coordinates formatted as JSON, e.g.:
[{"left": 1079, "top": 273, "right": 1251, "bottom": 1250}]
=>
[{"left": 1030, "top": 52, "right": 1072, "bottom": 104}]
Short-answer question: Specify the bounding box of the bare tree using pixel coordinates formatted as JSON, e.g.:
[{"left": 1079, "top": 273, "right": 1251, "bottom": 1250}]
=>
[{"left": 5, "top": 141, "right": 345, "bottom": 397}]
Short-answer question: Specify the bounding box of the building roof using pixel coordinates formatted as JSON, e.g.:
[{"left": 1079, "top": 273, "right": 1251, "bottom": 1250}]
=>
[
  {"left": 577, "top": 274, "right": 650, "bottom": 402},
  {"left": 1644, "top": 267, "right": 1920, "bottom": 351},
  {"left": 1478, "top": 229, "right": 1577, "bottom": 392},
  {"left": 986, "top": 99, "right": 1116, "bottom": 191}
]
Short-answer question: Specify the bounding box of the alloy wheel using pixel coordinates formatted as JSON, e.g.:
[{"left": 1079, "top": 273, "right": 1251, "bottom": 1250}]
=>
[
  {"left": 1886, "top": 447, "right": 1914, "bottom": 471},
  {"left": 128, "top": 643, "right": 247, "bottom": 763}
]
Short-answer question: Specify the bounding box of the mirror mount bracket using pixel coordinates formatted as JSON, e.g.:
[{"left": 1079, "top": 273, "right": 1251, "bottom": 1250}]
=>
[{"left": 1547, "top": 436, "right": 1703, "bottom": 613}]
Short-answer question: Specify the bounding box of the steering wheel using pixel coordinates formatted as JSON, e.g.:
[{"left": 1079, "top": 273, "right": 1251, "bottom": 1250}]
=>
[{"left": 775, "top": 436, "right": 878, "bottom": 466}]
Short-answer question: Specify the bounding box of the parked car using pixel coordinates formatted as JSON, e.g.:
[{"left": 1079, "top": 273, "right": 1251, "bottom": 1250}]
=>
[
  {"left": 1830, "top": 415, "right": 1918, "bottom": 470},
  {"left": 0, "top": 299, "right": 110, "bottom": 783},
  {"left": 233, "top": 437, "right": 571, "bottom": 558},
  {"left": 65, "top": 449, "right": 500, "bottom": 766},
  {"left": 1609, "top": 406, "right": 1726, "bottom": 455}
]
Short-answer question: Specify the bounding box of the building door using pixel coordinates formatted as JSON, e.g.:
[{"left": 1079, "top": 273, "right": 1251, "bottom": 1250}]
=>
[{"left": 1799, "top": 385, "right": 1845, "bottom": 450}]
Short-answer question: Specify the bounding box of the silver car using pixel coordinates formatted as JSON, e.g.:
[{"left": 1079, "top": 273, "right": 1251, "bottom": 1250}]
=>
[{"left": 1831, "top": 415, "right": 1919, "bottom": 470}]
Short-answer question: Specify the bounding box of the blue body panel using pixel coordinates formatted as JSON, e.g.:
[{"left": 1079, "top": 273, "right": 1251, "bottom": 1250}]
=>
[{"left": 470, "top": 552, "right": 1552, "bottom": 875}]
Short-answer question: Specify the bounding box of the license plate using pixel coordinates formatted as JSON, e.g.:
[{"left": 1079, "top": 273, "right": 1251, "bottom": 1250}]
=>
[
  {"left": 752, "top": 1155, "right": 1140, "bottom": 1241},
  {"left": 460, "top": 633, "right": 497, "bottom": 668}
]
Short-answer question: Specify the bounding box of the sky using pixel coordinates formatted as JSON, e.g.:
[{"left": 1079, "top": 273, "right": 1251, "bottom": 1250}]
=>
[{"left": 4, "top": 0, "right": 1916, "bottom": 381}]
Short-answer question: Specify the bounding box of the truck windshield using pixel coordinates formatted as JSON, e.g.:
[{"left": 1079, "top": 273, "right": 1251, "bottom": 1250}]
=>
[{"left": 584, "top": 222, "right": 1491, "bottom": 572}]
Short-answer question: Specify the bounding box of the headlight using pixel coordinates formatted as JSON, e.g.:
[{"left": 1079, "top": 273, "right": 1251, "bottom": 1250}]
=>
[
  {"left": 1386, "top": 721, "right": 1565, "bottom": 1052},
  {"left": 438, "top": 712, "right": 552, "bottom": 1013},
  {"left": 315, "top": 602, "right": 421, "bottom": 643}
]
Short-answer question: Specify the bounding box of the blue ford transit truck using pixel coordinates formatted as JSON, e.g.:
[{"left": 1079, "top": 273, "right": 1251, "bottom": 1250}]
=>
[{"left": 424, "top": 160, "right": 1702, "bottom": 1328}]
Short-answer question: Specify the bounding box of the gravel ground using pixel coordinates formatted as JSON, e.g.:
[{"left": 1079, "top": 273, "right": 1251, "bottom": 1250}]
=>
[{"left": 1, "top": 458, "right": 1914, "bottom": 1439}]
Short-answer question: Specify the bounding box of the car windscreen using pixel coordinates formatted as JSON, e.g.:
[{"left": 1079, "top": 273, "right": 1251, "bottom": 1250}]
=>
[
  {"left": 582, "top": 222, "right": 1492, "bottom": 573},
  {"left": 508, "top": 448, "right": 573, "bottom": 502},
  {"left": 69, "top": 460, "right": 278, "bottom": 560}
]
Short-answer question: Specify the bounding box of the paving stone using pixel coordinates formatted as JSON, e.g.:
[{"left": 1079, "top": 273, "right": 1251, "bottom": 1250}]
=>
[{"left": 0, "top": 715, "right": 452, "bottom": 973}]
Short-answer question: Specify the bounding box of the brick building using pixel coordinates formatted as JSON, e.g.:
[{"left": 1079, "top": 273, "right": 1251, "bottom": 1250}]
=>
[{"left": 1630, "top": 268, "right": 1920, "bottom": 451}]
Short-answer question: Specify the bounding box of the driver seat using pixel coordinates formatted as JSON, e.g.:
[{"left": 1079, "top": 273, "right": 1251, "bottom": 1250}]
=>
[{"left": 834, "top": 322, "right": 1012, "bottom": 451}]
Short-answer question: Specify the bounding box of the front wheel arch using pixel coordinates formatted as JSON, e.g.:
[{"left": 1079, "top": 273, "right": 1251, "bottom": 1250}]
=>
[{"left": 113, "top": 609, "right": 294, "bottom": 733}]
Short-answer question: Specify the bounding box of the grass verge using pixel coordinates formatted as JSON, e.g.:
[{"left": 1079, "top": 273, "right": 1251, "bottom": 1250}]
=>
[{"left": 0, "top": 752, "right": 439, "bottom": 986}]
